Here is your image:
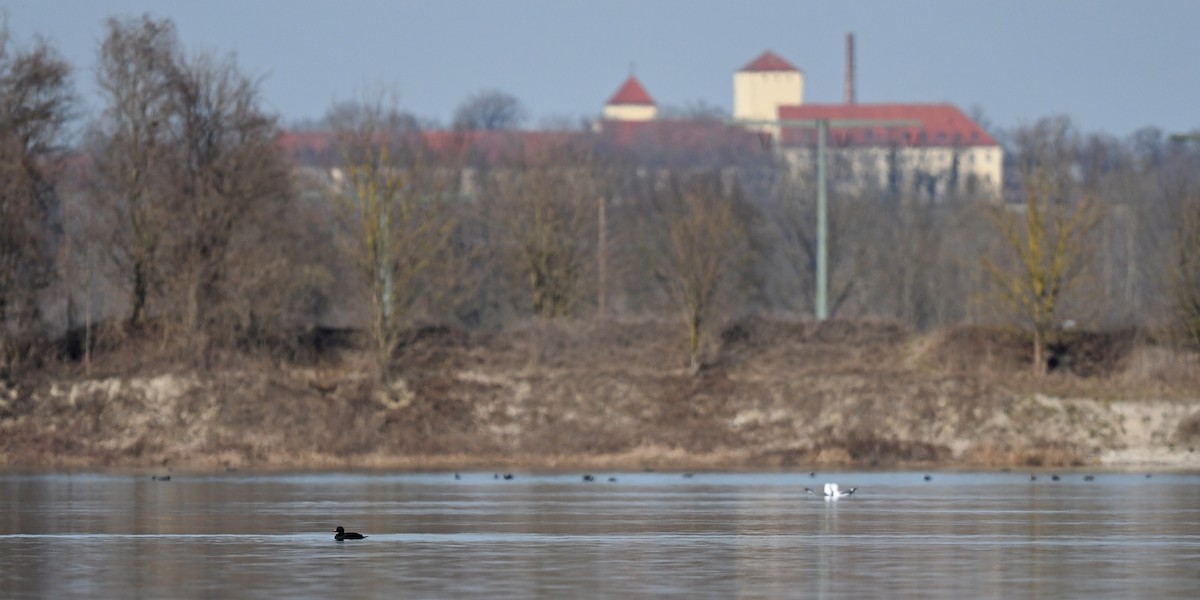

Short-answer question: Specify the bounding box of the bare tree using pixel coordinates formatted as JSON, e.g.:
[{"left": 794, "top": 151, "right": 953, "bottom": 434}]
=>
[
  {"left": 328, "top": 91, "right": 464, "bottom": 378},
  {"left": 89, "top": 15, "right": 179, "bottom": 330},
  {"left": 645, "top": 172, "right": 749, "bottom": 372},
  {"left": 158, "top": 51, "right": 292, "bottom": 348},
  {"left": 491, "top": 144, "right": 598, "bottom": 318},
  {"left": 1167, "top": 193, "right": 1200, "bottom": 348},
  {"left": 762, "top": 161, "right": 870, "bottom": 318},
  {"left": 0, "top": 27, "right": 74, "bottom": 376},
  {"left": 452, "top": 89, "right": 527, "bottom": 131},
  {"left": 983, "top": 161, "right": 1102, "bottom": 374},
  {"left": 89, "top": 15, "right": 295, "bottom": 357}
]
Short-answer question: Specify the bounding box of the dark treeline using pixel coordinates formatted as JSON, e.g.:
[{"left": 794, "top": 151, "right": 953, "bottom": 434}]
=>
[{"left": 2, "top": 15, "right": 1199, "bottom": 382}]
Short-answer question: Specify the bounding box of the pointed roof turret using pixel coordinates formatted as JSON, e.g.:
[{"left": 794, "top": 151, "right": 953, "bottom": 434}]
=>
[
  {"left": 607, "top": 75, "right": 656, "bottom": 106},
  {"left": 740, "top": 50, "right": 799, "bottom": 73}
]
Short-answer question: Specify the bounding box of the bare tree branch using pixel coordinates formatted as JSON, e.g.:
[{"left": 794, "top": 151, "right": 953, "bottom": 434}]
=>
[
  {"left": 452, "top": 89, "right": 527, "bottom": 131},
  {"left": 645, "top": 172, "right": 749, "bottom": 372},
  {"left": 0, "top": 26, "right": 74, "bottom": 377}
]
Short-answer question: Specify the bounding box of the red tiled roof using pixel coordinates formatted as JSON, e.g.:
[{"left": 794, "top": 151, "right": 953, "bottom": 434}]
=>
[
  {"left": 278, "top": 122, "right": 772, "bottom": 169},
  {"left": 423, "top": 129, "right": 582, "bottom": 162},
  {"left": 777, "top": 103, "right": 997, "bottom": 147},
  {"left": 606, "top": 76, "right": 655, "bottom": 106},
  {"left": 276, "top": 131, "right": 332, "bottom": 155},
  {"left": 599, "top": 119, "right": 773, "bottom": 159},
  {"left": 740, "top": 50, "right": 799, "bottom": 73},
  {"left": 277, "top": 129, "right": 586, "bottom": 165}
]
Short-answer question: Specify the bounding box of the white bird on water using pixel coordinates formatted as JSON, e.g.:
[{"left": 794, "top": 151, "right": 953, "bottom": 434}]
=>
[{"left": 805, "top": 483, "right": 857, "bottom": 500}]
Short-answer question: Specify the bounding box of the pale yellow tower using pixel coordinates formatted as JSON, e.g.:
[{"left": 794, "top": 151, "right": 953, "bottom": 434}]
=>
[{"left": 734, "top": 51, "right": 803, "bottom": 132}]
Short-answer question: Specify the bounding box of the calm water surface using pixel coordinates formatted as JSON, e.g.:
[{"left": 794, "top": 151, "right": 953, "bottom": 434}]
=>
[{"left": 2, "top": 471, "right": 1198, "bottom": 598}]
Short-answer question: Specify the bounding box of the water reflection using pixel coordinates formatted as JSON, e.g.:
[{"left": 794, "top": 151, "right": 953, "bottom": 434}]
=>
[{"left": 1, "top": 471, "right": 1198, "bottom": 598}]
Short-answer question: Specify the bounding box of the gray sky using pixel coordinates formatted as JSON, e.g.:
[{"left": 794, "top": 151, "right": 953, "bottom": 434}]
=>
[{"left": 6, "top": 0, "right": 1199, "bottom": 137}]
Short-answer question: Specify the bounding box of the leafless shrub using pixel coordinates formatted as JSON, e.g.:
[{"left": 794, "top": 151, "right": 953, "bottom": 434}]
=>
[
  {"left": 961, "top": 443, "right": 1085, "bottom": 468},
  {"left": 832, "top": 432, "right": 949, "bottom": 466},
  {"left": 488, "top": 141, "right": 600, "bottom": 319},
  {"left": 637, "top": 171, "right": 751, "bottom": 371},
  {"left": 1176, "top": 411, "right": 1200, "bottom": 446}
]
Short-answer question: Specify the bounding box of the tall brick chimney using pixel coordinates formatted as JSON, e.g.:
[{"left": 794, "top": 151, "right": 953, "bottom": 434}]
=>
[{"left": 844, "top": 32, "right": 856, "bottom": 105}]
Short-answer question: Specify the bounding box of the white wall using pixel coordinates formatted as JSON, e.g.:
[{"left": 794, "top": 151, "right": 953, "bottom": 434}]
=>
[
  {"left": 603, "top": 103, "right": 657, "bottom": 122},
  {"left": 734, "top": 70, "right": 803, "bottom": 130},
  {"left": 782, "top": 144, "right": 1003, "bottom": 200}
]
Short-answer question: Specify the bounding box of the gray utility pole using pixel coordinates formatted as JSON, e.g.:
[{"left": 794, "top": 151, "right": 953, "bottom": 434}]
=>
[
  {"left": 740, "top": 118, "right": 921, "bottom": 320},
  {"left": 816, "top": 120, "right": 828, "bottom": 321}
]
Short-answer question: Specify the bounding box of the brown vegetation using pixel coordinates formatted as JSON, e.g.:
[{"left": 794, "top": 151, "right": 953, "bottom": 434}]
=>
[{"left": 2, "top": 319, "right": 1197, "bottom": 472}]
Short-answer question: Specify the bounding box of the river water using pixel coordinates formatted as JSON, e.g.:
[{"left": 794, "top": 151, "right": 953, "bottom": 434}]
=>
[{"left": 1, "top": 471, "right": 1198, "bottom": 598}]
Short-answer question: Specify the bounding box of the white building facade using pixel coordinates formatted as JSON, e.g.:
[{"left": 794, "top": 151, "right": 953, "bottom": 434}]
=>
[{"left": 777, "top": 103, "right": 1003, "bottom": 199}]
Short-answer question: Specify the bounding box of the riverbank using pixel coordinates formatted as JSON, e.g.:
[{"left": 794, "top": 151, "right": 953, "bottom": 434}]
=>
[{"left": 2, "top": 318, "right": 1198, "bottom": 472}]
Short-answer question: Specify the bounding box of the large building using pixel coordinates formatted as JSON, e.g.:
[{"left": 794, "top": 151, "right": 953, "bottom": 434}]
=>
[
  {"left": 601, "top": 47, "right": 1002, "bottom": 199},
  {"left": 282, "top": 45, "right": 1001, "bottom": 200}
]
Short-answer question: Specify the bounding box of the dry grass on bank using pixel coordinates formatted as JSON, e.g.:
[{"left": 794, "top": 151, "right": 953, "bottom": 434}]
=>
[{"left": 2, "top": 318, "right": 1198, "bottom": 472}]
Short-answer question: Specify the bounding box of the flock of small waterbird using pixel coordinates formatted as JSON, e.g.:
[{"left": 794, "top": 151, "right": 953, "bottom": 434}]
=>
[
  {"left": 326, "top": 468, "right": 1132, "bottom": 544},
  {"left": 134, "top": 467, "right": 1142, "bottom": 540}
]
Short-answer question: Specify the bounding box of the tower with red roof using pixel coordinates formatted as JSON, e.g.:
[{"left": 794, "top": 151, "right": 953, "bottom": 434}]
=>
[
  {"left": 734, "top": 50, "right": 804, "bottom": 128},
  {"left": 603, "top": 75, "right": 657, "bottom": 122}
]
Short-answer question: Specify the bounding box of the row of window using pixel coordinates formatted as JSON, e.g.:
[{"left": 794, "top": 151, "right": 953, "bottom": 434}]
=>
[
  {"left": 787, "top": 147, "right": 998, "bottom": 165},
  {"left": 789, "top": 129, "right": 984, "bottom": 146}
]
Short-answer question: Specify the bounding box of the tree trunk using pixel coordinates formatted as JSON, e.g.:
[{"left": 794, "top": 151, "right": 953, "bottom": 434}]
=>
[
  {"left": 1032, "top": 326, "right": 1046, "bottom": 376},
  {"left": 687, "top": 310, "right": 702, "bottom": 374}
]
